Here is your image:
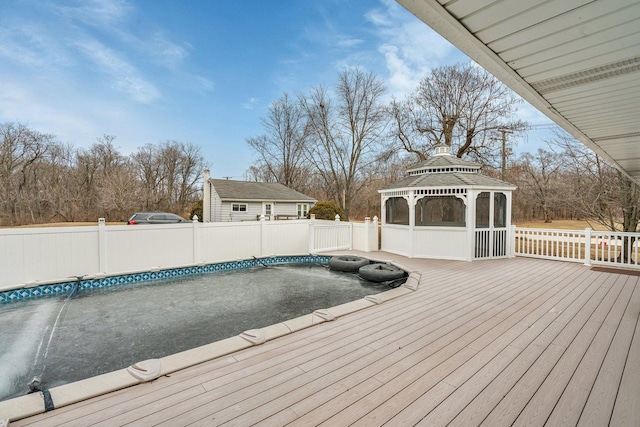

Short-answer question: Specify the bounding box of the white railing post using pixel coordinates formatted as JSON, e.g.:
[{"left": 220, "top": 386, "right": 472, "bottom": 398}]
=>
[
  {"left": 308, "top": 215, "right": 315, "bottom": 253},
  {"left": 98, "top": 218, "right": 107, "bottom": 273},
  {"left": 373, "top": 216, "right": 379, "bottom": 251},
  {"left": 192, "top": 215, "right": 200, "bottom": 264},
  {"left": 260, "top": 214, "right": 266, "bottom": 257},
  {"left": 584, "top": 228, "right": 592, "bottom": 266},
  {"left": 511, "top": 225, "right": 517, "bottom": 257},
  {"left": 335, "top": 214, "right": 340, "bottom": 222},
  {"left": 364, "top": 217, "right": 371, "bottom": 252}
]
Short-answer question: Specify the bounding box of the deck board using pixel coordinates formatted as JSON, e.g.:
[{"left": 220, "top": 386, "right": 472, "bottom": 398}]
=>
[{"left": 9, "top": 254, "right": 640, "bottom": 427}]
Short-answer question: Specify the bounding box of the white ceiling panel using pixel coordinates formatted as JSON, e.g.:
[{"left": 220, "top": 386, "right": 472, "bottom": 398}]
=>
[{"left": 398, "top": 0, "right": 640, "bottom": 182}]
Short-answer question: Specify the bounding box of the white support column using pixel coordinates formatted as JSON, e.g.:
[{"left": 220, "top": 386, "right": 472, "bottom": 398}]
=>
[
  {"left": 584, "top": 228, "right": 592, "bottom": 266},
  {"left": 373, "top": 216, "right": 379, "bottom": 251},
  {"left": 364, "top": 217, "right": 371, "bottom": 253},
  {"left": 308, "top": 214, "right": 315, "bottom": 253},
  {"left": 489, "top": 191, "right": 495, "bottom": 258},
  {"left": 506, "top": 191, "right": 514, "bottom": 257},
  {"left": 408, "top": 191, "right": 415, "bottom": 258},
  {"left": 98, "top": 218, "right": 107, "bottom": 273},
  {"left": 192, "top": 216, "right": 200, "bottom": 264},
  {"left": 467, "top": 190, "right": 476, "bottom": 261},
  {"left": 260, "top": 214, "right": 266, "bottom": 257}
]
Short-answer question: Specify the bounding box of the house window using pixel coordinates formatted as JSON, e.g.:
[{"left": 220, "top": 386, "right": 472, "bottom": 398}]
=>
[
  {"left": 297, "top": 203, "right": 309, "bottom": 218},
  {"left": 232, "top": 203, "right": 247, "bottom": 212},
  {"left": 264, "top": 203, "right": 272, "bottom": 217},
  {"left": 415, "top": 196, "right": 465, "bottom": 227}
]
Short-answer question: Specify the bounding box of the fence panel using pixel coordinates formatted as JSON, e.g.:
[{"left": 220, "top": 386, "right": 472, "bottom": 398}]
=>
[
  {"left": 0, "top": 219, "right": 361, "bottom": 290},
  {"left": 105, "top": 223, "right": 195, "bottom": 272},
  {"left": 198, "top": 222, "right": 262, "bottom": 262},
  {"left": 514, "top": 228, "right": 587, "bottom": 263},
  {"left": 350, "top": 218, "right": 379, "bottom": 252},
  {"left": 263, "top": 220, "right": 310, "bottom": 255},
  {"left": 310, "top": 221, "right": 352, "bottom": 253},
  {"left": 591, "top": 231, "right": 640, "bottom": 268},
  {"left": 0, "top": 227, "right": 100, "bottom": 288}
]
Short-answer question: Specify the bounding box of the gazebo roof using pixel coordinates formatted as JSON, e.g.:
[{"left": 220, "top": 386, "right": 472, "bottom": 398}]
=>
[
  {"left": 380, "top": 146, "right": 516, "bottom": 192},
  {"left": 406, "top": 153, "right": 480, "bottom": 174},
  {"left": 380, "top": 171, "right": 516, "bottom": 191}
]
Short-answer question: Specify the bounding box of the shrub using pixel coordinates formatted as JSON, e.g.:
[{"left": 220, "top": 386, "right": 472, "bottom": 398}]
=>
[{"left": 307, "top": 201, "right": 344, "bottom": 220}]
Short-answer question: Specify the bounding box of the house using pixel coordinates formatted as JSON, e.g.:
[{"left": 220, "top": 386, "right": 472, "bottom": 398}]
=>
[{"left": 202, "top": 170, "right": 316, "bottom": 222}]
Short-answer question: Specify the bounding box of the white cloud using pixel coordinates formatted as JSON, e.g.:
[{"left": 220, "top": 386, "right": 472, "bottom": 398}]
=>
[
  {"left": 152, "top": 32, "right": 189, "bottom": 66},
  {"left": 74, "top": 38, "right": 161, "bottom": 104},
  {"left": 366, "top": 0, "right": 462, "bottom": 97},
  {"left": 242, "top": 97, "right": 260, "bottom": 110},
  {"left": 55, "top": 0, "right": 132, "bottom": 29}
]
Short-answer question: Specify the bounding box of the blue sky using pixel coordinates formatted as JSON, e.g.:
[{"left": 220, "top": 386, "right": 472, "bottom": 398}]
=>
[{"left": 0, "top": 0, "right": 554, "bottom": 179}]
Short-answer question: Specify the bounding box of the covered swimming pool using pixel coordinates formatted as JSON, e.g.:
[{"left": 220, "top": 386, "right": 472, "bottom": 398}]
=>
[{"left": 0, "top": 259, "right": 400, "bottom": 402}]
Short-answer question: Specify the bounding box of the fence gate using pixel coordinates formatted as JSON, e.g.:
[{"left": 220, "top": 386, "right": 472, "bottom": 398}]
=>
[{"left": 475, "top": 228, "right": 508, "bottom": 259}]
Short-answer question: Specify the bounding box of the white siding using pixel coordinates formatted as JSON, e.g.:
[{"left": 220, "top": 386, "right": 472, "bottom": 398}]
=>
[
  {"left": 210, "top": 185, "right": 223, "bottom": 222},
  {"left": 214, "top": 201, "right": 312, "bottom": 222},
  {"left": 219, "top": 202, "right": 262, "bottom": 222}
]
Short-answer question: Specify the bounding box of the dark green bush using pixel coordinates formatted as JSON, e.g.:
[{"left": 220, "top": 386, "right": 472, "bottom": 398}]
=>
[{"left": 307, "top": 201, "right": 344, "bottom": 220}]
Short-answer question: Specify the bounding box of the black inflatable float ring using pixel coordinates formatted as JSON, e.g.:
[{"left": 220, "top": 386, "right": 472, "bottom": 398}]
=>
[
  {"left": 328, "top": 256, "right": 370, "bottom": 272},
  {"left": 358, "top": 263, "right": 405, "bottom": 282}
]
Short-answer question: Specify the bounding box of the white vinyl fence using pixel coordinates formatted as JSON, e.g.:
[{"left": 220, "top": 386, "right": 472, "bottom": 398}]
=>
[
  {"left": 514, "top": 227, "right": 640, "bottom": 269},
  {"left": 0, "top": 217, "right": 379, "bottom": 290}
]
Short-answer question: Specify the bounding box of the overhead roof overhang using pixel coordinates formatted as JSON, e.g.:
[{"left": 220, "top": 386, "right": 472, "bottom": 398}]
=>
[{"left": 396, "top": 0, "right": 640, "bottom": 183}]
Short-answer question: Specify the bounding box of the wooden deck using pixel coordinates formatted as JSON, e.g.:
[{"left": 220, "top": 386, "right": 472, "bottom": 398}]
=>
[{"left": 11, "top": 253, "right": 640, "bottom": 426}]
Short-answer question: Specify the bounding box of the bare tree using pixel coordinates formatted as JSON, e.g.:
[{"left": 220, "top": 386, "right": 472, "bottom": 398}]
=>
[
  {"left": 131, "top": 144, "right": 164, "bottom": 210},
  {"left": 389, "top": 63, "right": 527, "bottom": 166},
  {"left": 0, "top": 123, "right": 56, "bottom": 224},
  {"left": 246, "top": 92, "right": 310, "bottom": 190},
  {"left": 39, "top": 143, "right": 81, "bottom": 222},
  {"left": 131, "top": 140, "right": 206, "bottom": 214},
  {"left": 301, "top": 68, "right": 388, "bottom": 219},
  {"left": 546, "top": 130, "right": 640, "bottom": 263},
  {"left": 74, "top": 135, "right": 129, "bottom": 220},
  {"left": 387, "top": 97, "right": 428, "bottom": 162},
  {"left": 552, "top": 131, "right": 640, "bottom": 233},
  {"left": 98, "top": 160, "right": 140, "bottom": 221},
  {"left": 517, "top": 149, "right": 563, "bottom": 223}
]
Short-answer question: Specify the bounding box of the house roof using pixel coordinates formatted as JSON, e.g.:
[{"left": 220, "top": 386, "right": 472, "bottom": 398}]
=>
[
  {"left": 396, "top": 0, "right": 640, "bottom": 184},
  {"left": 209, "top": 179, "right": 316, "bottom": 202}
]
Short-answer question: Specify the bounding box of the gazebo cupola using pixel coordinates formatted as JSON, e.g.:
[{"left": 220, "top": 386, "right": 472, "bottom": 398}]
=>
[{"left": 378, "top": 144, "right": 516, "bottom": 261}]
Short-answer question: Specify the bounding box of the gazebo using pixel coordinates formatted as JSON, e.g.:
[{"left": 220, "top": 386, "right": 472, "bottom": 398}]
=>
[{"left": 379, "top": 144, "right": 516, "bottom": 261}]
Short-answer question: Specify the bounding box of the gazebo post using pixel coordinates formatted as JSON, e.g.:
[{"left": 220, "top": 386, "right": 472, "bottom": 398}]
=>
[
  {"left": 408, "top": 190, "right": 415, "bottom": 258},
  {"left": 467, "top": 189, "right": 477, "bottom": 262}
]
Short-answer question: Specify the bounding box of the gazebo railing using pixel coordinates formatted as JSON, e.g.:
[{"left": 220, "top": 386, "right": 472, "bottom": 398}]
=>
[{"left": 474, "top": 228, "right": 508, "bottom": 259}]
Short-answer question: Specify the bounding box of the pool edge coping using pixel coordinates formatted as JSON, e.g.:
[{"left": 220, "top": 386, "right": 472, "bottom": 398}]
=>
[{"left": 0, "top": 259, "right": 421, "bottom": 422}]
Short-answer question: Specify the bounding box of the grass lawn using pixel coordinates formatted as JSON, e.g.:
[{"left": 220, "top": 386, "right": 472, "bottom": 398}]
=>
[
  {"left": 7, "top": 222, "right": 126, "bottom": 228},
  {"left": 513, "top": 219, "right": 611, "bottom": 231}
]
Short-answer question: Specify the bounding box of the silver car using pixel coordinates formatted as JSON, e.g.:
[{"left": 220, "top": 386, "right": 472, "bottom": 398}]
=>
[{"left": 127, "top": 212, "right": 188, "bottom": 225}]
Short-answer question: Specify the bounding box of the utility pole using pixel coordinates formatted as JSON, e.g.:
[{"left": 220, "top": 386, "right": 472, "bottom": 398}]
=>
[{"left": 498, "top": 128, "right": 512, "bottom": 180}]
